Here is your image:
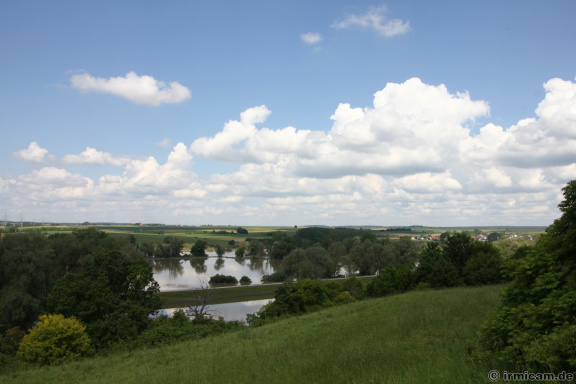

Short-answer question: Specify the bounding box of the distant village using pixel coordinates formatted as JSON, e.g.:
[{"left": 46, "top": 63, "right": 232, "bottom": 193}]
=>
[{"left": 411, "top": 233, "right": 535, "bottom": 242}]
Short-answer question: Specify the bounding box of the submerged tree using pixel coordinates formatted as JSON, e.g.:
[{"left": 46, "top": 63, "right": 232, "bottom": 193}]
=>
[
  {"left": 185, "top": 280, "right": 217, "bottom": 323},
  {"left": 190, "top": 240, "right": 208, "bottom": 257}
]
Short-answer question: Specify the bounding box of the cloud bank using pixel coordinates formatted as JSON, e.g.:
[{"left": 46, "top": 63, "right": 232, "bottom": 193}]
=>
[
  {"left": 4, "top": 77, "right": 576, "bottom": 225},
  {"left": 70, "top": 71, "right": 191, "bottom": 106}
]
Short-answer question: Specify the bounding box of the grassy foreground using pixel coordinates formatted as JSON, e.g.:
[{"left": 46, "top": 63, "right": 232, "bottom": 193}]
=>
[{"left": 1, "top": 285, "right": 504, "bottom": 384}]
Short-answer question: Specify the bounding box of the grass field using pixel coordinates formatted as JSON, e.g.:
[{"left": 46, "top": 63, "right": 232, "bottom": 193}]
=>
[
  {"left": 21, "top": 223, "right": 547, "bottom": 246},
  {"left": 100, "top": 225, "right": 297, "bottom": 249},
  {"left": 19, "top": 224, "right": 298, "bottom": 247},
  {"left": 0, "top": 285, "right": 506, "bottom": 384}
]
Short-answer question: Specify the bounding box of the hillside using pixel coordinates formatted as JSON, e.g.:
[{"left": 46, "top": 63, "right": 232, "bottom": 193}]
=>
[{"left": 1, "top": 285, "right": 504, "bottom": 384}]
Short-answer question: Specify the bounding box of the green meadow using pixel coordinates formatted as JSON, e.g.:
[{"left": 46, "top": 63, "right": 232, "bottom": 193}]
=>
[{"left": 1, "top": 285, "right": 506, "bottom": 384}]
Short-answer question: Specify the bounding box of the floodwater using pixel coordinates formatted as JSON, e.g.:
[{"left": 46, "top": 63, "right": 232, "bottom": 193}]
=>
[
  {"left": 157, "top": 299, "right": 273, "bottom": 323},
  {"left": 149, "top": 252, "right": 282, "bottom": 291}
]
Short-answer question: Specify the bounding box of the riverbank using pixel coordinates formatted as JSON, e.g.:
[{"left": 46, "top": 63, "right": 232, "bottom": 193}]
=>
[
  {"left": 158, "top": 284, "right": 278, "bottom": 308},
  {"left": 158, "top": 276, "right": 377, "bottom": 308}
]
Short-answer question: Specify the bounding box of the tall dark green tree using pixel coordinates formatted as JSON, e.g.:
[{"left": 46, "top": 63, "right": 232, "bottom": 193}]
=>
[
  {"left": 190, "top": 240, "right": 208, "bottom": 257},
  {"left": 479, "top": 180, "right": 576, "bottom": 371},
  {"left": 326, "top": 242, "right": 346, "bottom": 277},
  {"left": 158, "top": 236, "right": 185, "bottom": 258},
  {"left": 214, "top": 244, "right": 225, "bottom": 257},
  {"left": 47, "top": 251, "right": 161, "bottom": 348},
  {"left": 269, "top": 235, "right": 297, "bottom": 259},
  {"left": 462, "top": 241, "right": 503, "bottom": 285},
  {"left": 416, "top": 242, "right": 459, "bottom": 288},
  {"left": 443, "top": 232, "right": 476, "bottom": 276},
  {"left": 349, "top": 239, "right": 376, "bottom": 275},
  {"left": 0, "top": 231, "right": 52, "bottom": 330}
]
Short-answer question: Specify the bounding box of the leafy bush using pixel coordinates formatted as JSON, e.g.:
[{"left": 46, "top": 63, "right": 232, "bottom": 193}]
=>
[
  {"left": 17, "top": 314, "right": 92, "bottom": 365},
  {"left": 133, "top": 313, "right": 243, "bottom": 349},
  {"left": 239, "top": 276, "right": 252, "bottom": 285},
  {"left": 209, "top": 274, "right": 238, "bottom": 285},
  {"left": 367, "top": 263, "right": 415, "bottom": 297},
  {"left": 462, "top": 243, "right": 503, "bottom": 286},
  {"left": 332, "top": 291, "right": 356, "bottom": 305},
  {"left": 0, "top": 326, "right": 25, "bottom": 356},
  {"left": 261, "top": 272, "right": 287, "bottom": 283},
  {"left": 478, "top": 180, "right": 576, "bottom": 371},
  {"left": 255, "top": 279, "right": 332, "bottom": 319},
  {"left": 234, "top": 245, "right": 246, "bottom": 258},
  {"left": 340, "top": 275, "right": 365, "bottom": 300},
  {"left": 323, "top": 281, "right": 344, "bottom": 301}
]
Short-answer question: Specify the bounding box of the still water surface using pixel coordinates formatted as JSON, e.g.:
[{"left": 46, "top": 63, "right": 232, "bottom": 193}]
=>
[
  {"left": 150, "top": 253, "right": 280, "bottom": 322},
  {"left": 158, "top": 299, "right": 273, "bottom": 323},
  {"left": 149, "top": 252, "right": 282, "bottom": 291}
]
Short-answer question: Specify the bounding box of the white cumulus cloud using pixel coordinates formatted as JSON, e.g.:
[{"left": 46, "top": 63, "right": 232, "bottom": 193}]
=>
[
  {"left": 70, "top": 71, "right": 191, "bottom": 106},
  {"left": 62, "top": 147, "right": 134, "bottom": 166},
  {"left": 332, "top": 4, "right": 410, "bottom": 37},
  {"left": 12, "top": 142, "right": 50, "bottom": 163},
  {"left": 191, "top": 78, "right": 490, "bottom": 178}
]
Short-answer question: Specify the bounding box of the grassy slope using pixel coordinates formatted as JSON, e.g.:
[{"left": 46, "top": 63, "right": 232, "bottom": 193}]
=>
[{"left": 1, "top": 285, "right": 503, "bottom": 384}]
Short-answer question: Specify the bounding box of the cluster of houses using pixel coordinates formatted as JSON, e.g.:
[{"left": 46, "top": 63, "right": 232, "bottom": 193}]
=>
[
  {"left": 411, "top": 235, "right": 442, "bottom": 241},
  {"left": 411, "top": 233, "right": 535, "bottom": 242}
]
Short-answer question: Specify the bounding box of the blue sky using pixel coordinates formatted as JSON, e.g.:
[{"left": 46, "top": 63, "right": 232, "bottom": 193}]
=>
[{"left": 1, "top": 1, "right": 575, "bottom": 226}]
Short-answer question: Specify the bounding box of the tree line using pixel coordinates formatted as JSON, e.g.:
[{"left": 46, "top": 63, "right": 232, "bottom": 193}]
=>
[{"left": 0, "top": 228, "right": 162, "bottom": 358}]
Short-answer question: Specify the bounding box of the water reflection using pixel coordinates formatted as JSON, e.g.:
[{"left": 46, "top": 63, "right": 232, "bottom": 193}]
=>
[
  {"left": 150, "top": 252, "right": 281, "bottom": 291},
  {"left": 189, "top": 258, "right": 207, "bottom": 274},
  {"left": 151, "top": 258, "right": 185, "bottom": 279},
  {"left": 214, "top": 258, "right": 225, "bottom": 271}
]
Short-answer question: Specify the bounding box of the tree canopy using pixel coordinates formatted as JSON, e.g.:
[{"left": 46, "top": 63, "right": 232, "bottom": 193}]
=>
[
  {"left": 479, "top": 180, "right": 576, "bottom": 371},
  {"left": 190, "top": 240, "right": 208, "bottom": 257},
  {"left": 0, "top": 228, "right": 134, "bottom": 331},
  {"left": 47, "top": 251, "right": 161, "bottom": 348}
]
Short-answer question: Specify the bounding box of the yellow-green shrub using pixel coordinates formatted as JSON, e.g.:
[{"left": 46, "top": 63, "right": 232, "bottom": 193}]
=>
[
  {"left": 332, "top": 291, "right": 356, "bottom": 305},
  {"left": 17, "top": 314, "right": 92, "bottom": 365}
]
